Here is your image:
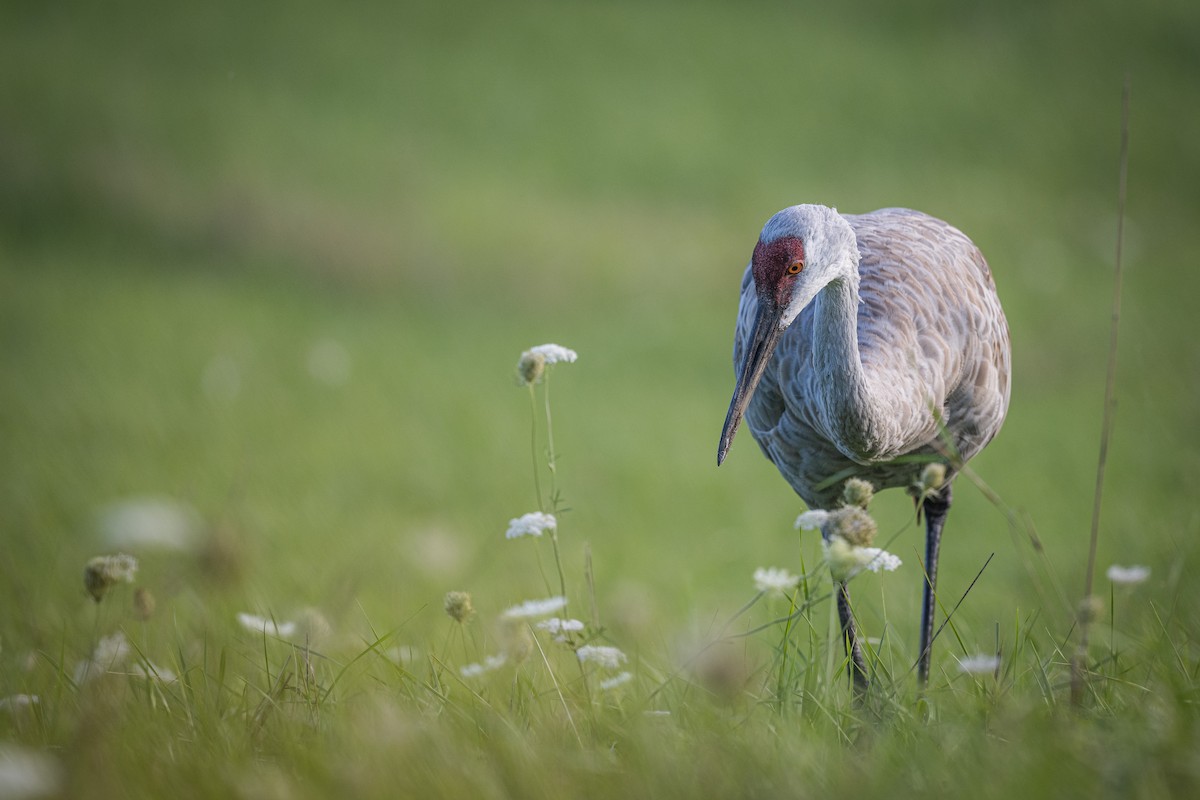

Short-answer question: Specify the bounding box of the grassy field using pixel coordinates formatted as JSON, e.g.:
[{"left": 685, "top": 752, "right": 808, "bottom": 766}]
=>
[{"left": 2, "top": 0, "right": 1199, "bottom": 796}]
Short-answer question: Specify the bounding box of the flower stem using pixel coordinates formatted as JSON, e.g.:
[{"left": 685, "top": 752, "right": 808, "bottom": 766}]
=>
[
  {"left": 544, "top": 370, "right": 558, "bottom": 496},
  {"left": 542, "top": 370, "right": 567, "bottom": 599},
  {"left": 528, "top": 384, "right": 544, "bottom": 512},
  {"left": 826, "top": 582, "right": 838, "bottom": 693}
]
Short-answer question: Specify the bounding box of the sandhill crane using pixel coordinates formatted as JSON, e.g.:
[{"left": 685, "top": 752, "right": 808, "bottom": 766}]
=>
[{"left": 718, "top": 204, "right": 1010, "bottom": 691}]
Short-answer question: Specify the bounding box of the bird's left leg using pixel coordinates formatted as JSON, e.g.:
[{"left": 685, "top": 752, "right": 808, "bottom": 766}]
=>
[
  {"left": 837, "top": 580, "right": 869, "bottom": 696},
  {"left": 916, "top": 483, "right": 952, "bottom": 687}
]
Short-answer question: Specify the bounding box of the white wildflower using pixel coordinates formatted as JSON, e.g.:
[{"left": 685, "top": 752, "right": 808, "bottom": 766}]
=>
[
  {"left": 753, "top": 566, "right": 800, "bottom": 595},
  {"left": 794, "top": 510, "right": 830, "bottom": 530},
  {"left": 600, "top": 671, "right": 633, "bottom": 691},
  {"left": 73, "top": 631, "right": 131, "bottom": 684},
  {"left": 501, "top": 596, "right": 567, "bottom": 619},
  {"left": 823, "top": 537, "right": 902, "bottom": 581},
  {"left": 236, "top": 612, "right": 298, "bottom": 639},
  {"left": 129, "top": 661, "right": 178, "bottom": 683},
  {"left": 0, "top": 695, "right": 39, "bottom": 713},
  {"left": 957, "top": 653, "right": 1001, "bottom": 675},
  {"left": 0, "top": 744, "right": 62, "bottom": 800},
  {"left": 83, "top": 553, "right": 139, "bottom": 602},
  {"left": 386, "top": 645, "right": 420, "bottom": 664},
  {"left": 460, "top": 654, "right": 507, "bottom": 678},
  {"left": 536, "top": 617, "right": 585, "bottom": 641},
  {"left": 97, "top": 496, "right": 200, "bottom": 552},
  {"left": 459, "top": 662, "right": 487, "bottom": 679},
  {"left": 576, "top": 645, "right": 627, "bottom": 669},
  {"left": 505, "top": 512, "right": 557, "bottom": 539},
  {"left": 93, "top": 631, "right": 131, "bottom": 669},
  {"left": 1106, "top": 564, "right": 1151, "bottom": 585},
  {"left": 527, "top": 344, "right": 578, "bottom": 365}
]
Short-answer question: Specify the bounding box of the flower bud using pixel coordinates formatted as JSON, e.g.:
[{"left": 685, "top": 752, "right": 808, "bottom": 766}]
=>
[
  {"left": 516, "top": 351, "right": 545, "bottom": 385},
  {"left": 841, "top": 478, "right": 875, "bottom": 509},
  {"left": 444, "top": 591, "right": 475, "bottom": 624}
]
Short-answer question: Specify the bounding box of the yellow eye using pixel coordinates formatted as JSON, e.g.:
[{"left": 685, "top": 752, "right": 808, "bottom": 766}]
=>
[{"left": 787, "top": 260, "right": 804, "bottom": 275}]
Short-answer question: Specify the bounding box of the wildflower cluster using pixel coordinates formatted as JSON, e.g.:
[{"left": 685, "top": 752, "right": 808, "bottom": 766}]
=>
[
  {"left": 795, "top": 481, "right": 901, "bottom": 582},
  {"left": 455, "top": 343, "right": 630, "bottom": 693},
  {"left": 515, "top": 344, "right": 577, "bottom": 386},
  {"left": 753, "top": 566, "right": 800, "bottom": 596},
  {"left": 505, "top": 512, "right": 556, "bottom": 539}
]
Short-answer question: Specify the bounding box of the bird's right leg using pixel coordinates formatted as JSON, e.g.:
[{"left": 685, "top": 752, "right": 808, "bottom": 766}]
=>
[{"left": 837, "top": 580, "right": 869, "bottom": 696}]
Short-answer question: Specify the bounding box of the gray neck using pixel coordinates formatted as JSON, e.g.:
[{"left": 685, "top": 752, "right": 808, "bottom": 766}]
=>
[{"left": 811, "top": 270, "right": 881, "bottom": 461}]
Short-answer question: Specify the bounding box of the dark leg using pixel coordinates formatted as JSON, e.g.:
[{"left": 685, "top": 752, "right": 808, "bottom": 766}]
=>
[
  {"left": 917, "top": 483, "right": 952, "bottom": 687},
  {"left": 837, "top": 580, "right": 869, "bottom": 696}
]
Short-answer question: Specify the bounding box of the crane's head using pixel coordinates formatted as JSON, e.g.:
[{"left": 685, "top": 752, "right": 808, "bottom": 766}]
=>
[{"left": 718, "top": 205, "right": 857, "bottom": 465}]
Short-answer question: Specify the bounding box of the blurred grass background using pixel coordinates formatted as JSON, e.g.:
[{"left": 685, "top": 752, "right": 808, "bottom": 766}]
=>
[{"left": 1, "top": 0, "right": 1199, "bottom": 763}]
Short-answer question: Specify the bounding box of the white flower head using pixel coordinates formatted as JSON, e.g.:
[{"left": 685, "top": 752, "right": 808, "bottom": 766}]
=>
[
  {"left": 505, "top": 512, "right": 557, "bottom": 539},
  {"left": 501, "top": 596, "right": 568, "bottom": 619},
  {"left": 753, "top": 566, "right": 800, "bottom": 595},
  {"left": 536, "top": 617, "right": 585, "bottom": 642},
  {"left": 599, "top": 671, "right": 634, "bottom": 691},
  {"left": 130, "top": 661, "right": 178, "bottom": 683},
  {"left": 576, "top": 645, "right": 627, "bottom": 670},
  {"left": 237, "top": 612, "right": 298, "bottom": 639},
  {"left": 795, "top": 510, "right": 830, "bottom": 531},
  {"left": 73, "top": 631, "right": 132, "bottom": 684},
  {"left": 1106, "top": 564, "right": 1151, "bottom": 585},
  {"left": 93, "top": 631, "right": 131, "bottom": 669},
  {"left": 460, "top": 654, "right": 507, "bottom": 678},
  {"left": 0, "top": 744, "right": 63, "bottom": 800},
  {"left": 957, "top": 654, "right": 1001, "bottom": 675},
  {"left": 527, "top": 344, "right": 578, "bottom": 365},
  {"left": 97, "top": 497, "right": 201, "bottom": 552},
  {"left": 83, "top": 553, "right": 139, "bottom": 602},
  {"left": 823, "top": 537, "right": 901, "bottom": 581},
  {"left": 0, "top": 695, "right": 39, "bottom": 713}
]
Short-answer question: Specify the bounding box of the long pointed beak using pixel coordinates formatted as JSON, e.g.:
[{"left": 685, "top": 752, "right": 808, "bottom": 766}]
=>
[{"left": 718, "top": 301, "right": 784, "bottom": 465}]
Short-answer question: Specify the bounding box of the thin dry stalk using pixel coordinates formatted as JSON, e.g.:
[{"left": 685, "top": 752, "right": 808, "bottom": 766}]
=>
[{"left": 1071, "top": 75, "right": 1130, "bottom": 706}]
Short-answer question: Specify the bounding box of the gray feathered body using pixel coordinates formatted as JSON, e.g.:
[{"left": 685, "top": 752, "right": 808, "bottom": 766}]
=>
[{"left": 733, "top": 207, "right": 1010, "bottom": 509}]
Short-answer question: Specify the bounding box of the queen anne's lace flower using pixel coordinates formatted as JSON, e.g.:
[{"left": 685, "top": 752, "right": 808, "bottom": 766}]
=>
[
  {"left": 505, "top": 512, "right": 557, "bottom": 539},
  {"left": 527, "top": 344, "right": 578, "bottom": 365},
  {"left": 0, "top": 695, "right": 38, "bottom": 712},
  {"left": 957, "top": 654, "right": 1001, "bottom": 674},
  {"left": 753, "top": 567, "right": 800, "bottom": 595},
  {"left": 0, "top": 744, "right": 62, "bottom": 799},
  {"left": 794, "top": 510, "right": 829, "bottom": 530},
  {"left": 576, "top": 645, "right": 627, "bottom": 669},
  {"left": 1106, "top": 564, "right": 1150, "bottom": 585},
  {"left": 823, "top": 537, "right": 902, "bottom": 581},
  {"left": 73, "top": 631, "right": 132, "bottom": 684},
  {"left": 130, "top": 662, "right": 178, "bottom": 683},
  {"left": 460, "top": 654, "right": 507, "bottom": 678},
  {"left": 236, "top": 613, "right": 297, "bottom": 638},
  {"left": 501, "top": 596, "right": 567, "bottom": 619},
  {"left": 599, "top": 671, "right": 633, "bottom": 691},
  {"left": 536, "top": 617, "right": 584, "bottom": 641}
]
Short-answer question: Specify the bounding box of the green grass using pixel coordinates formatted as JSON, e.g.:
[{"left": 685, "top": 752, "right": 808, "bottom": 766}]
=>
[{"left": 2, "top": 0, "right": 1200, "bottom": 797}]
